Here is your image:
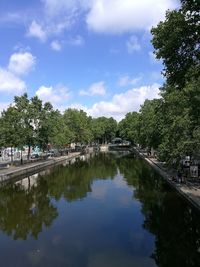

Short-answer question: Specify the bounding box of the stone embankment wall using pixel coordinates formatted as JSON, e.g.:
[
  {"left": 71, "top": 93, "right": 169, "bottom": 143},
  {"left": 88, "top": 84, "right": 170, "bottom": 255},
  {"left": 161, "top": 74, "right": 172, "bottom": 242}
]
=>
[{"left": 0, "top": 153, "right": 81, "bottom": 183}]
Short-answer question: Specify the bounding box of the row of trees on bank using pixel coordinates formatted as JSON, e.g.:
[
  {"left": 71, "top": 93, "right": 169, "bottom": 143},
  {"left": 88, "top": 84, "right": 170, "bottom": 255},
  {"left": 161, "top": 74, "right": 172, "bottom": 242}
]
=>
[
  {"left": 119, "top": 0, "right": 200, "bottom": 166},
  {"left": 0, "top": 1, "right": 199, "bottom": 167},
  {"left": 0, "top": 94, "right": 118, "bottom": 159}
]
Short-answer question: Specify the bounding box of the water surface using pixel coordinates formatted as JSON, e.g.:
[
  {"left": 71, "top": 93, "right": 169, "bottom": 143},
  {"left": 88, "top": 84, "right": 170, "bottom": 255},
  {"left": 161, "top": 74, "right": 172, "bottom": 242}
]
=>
[{"left": 0, "top": 152, "right": 200, "bottom": 267}]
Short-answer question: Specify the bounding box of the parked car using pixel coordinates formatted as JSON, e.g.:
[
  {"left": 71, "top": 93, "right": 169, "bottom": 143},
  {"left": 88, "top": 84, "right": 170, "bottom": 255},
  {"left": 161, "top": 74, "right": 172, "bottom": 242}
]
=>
[
  {"left": 75, "top": 146, "right": 82, "bottom": 152},
  {"left": 47, "top": 149, "right": 60, "bottom": 157},
  {"left": 31, "top": 152, "right": 41, "bottom": 159}
]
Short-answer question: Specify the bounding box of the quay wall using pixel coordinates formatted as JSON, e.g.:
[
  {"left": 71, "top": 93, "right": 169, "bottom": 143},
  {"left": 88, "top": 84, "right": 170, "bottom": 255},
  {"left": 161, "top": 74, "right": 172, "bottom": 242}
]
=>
[{"left": 0, "top": 153, "right": 81, "bottom": 183}]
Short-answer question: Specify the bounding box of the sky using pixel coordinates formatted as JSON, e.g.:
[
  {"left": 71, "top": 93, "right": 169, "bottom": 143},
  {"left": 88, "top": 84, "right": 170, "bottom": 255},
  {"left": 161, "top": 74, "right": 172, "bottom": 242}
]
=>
[{"left": 0, "top": 0, "right": 180, "bottom": 121}]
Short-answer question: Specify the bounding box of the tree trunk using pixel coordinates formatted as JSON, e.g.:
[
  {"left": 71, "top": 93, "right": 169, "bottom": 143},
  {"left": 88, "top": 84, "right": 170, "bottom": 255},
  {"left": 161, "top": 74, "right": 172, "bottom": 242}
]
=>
[
  {"left": 27, "top": 145, "right": 31, "bottom": 161},
  {"left": 11, "top": 147, "right": 13, "bottom": 165},
  {"left": 20, "top": 149, "right": 23, "bottom": 165}
]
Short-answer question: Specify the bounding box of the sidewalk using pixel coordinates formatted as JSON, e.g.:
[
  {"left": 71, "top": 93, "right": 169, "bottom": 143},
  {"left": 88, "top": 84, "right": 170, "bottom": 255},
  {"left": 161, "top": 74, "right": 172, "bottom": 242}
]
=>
[
  {"left": 134, "top": 148, "right": 200, "bottom": 211},
  {"left": 0, "top": 152, "right": 80, "bottom": 183}
]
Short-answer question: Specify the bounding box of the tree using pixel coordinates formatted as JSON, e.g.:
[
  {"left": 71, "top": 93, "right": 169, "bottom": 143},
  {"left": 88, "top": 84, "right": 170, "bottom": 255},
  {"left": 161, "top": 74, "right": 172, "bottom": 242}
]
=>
[
  {"left": 139, "top": 99, "right": 163, "bottom": 150},
  {"left": 151, "top": 0, "right": 200, "bottom": 88},
  {"left": 63, "top": 109, "right": 92, "bottom": 143},
  {"left": 37, "top": 102, "right": 54, "bottom": 151},
  {"left": 91, "top": 118, "right": 105, "bottom": 144},
  {"left": 48, "top": 111, "right": 73, "bottom": 148},
  {"left": 150, "top": 0, "right": 200, "bottom": 165},
  {"left": 14, "top": 94, "right": 37, "bottom": 159},
  {"left": 91, "top": 117, "right": 117, "bottom": 144},
  {"left": 0, "top": 106, "right": 24, "bottom": 164},
  {"left": 105, "top": 117, "right": 118, "bottom": 143},
  {"left": 118, "top": 112, "right": 140, "bottom": 145}
]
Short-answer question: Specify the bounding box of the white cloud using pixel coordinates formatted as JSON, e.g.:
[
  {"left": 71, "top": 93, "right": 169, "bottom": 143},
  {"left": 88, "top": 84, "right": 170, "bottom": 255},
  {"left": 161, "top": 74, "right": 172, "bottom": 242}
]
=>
[
  {"left": 60, "top": 83, "right": 161, "bottom": 120},
  {"left": 0, "top": 68, "right": 26, "bottom": 94},
  {"left": 51, "top": 40, "right": 62, "bottom": 51},
  {"left": 86, "top": 83, "right": 161, "bottom": 121},
  {"left": 0, "top": 51, "right": 36, "bottom": 95},
  {"left": 86, "top": 0, "right": 178, "bottom": 34},
  {"left": 8, "top": 52, "right": 36, "bottom": 75},
  {"left": 42, "top": 0, "right": 79, "bottom": 17},
  {"left": 27, "top": 1, "right": 77, "bottom": 42},
  {"left": 26, "top": 0, "right": 179, "bottom": 43},
  {"left": 79, "top": 81, "right": 106, "bottom": 96},
  {"left": 36, "top": 84, "right": 70, "bottom": 106},
  {"left": 67, "top": 35, "right": 84, "bottom": 46},
  {"left": 48, "top": 20, "right": 73, "bottom": 35},
  {"left": 118, "top": 75, "right": 142, "bottom": 87},
  {"left": 27, "top": 18, "right": 74, "bottom": 42},
  {"left": 68, "top": 103, "right": 88, "bottom": 111},
  {"left": 27, "top": 21, "right": 47, "bottom": 42},
  {"left": 0, "top": 102, "right": 10, "bottom": 112},
  {"left": 126, "top": 35, "right": 141, "bottom": 53}
]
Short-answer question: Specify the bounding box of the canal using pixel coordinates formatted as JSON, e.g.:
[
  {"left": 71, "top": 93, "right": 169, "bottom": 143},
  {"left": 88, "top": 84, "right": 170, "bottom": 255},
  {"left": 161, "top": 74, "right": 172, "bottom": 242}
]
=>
[{"left": 0, "top": 152, "right": 200, "bottom": 267}]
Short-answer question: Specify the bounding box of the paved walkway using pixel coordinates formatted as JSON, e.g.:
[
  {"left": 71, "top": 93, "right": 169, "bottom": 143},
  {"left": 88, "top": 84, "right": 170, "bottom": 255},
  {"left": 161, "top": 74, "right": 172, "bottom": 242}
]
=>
[
  {"left": 135, "top": 148, "right": 200, "bottom": 210},
  {"left": 0, "top": 153, "right": 80, "bottom": 182}
]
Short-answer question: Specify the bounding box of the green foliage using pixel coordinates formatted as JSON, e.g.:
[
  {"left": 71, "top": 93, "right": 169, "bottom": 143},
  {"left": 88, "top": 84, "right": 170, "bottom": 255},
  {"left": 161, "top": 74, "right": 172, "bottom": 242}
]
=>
[
  {"left": 91, "top": 117, "right": 117, "bottom": 144},
  {"left": 0, "top": 95, "right": 117, "bottom": 151},
  {"left": 0, "top": 106, "right": 23, "bottom": 149},
  {"left": 1, "top": 0, "right": 199, "bottom": 169},
  {"left": 148, "top": 0, "right": 200, "bottom": 165},
  {"left": 117, "top": 0, "right": 200, "bottom": 165},
  {"left": 0, "top": 95, "right": 75, "bottom": 153},
  {"left": 118, "top": 112, "right": 140, "bottom": 145},
  {"left": 151, "top": 0, "right": 200, "bottom": 88},
  {"left": 63, "top": 109, "right": 93, "bottom": 143},
  {"left": 139, "top": 99, "right": 164, "bottom": 149},
  {"left": 13, "top": 94, "right": 43, "bottom": 157},
  {"left": 47, "top": 111, "right": 73, "bottom": 147}
]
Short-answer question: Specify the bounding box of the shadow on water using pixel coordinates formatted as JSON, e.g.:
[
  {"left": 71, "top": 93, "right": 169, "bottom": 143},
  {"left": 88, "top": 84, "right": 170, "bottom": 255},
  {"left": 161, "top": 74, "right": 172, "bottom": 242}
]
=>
[
  {"left": 118, "top": 155, "right": 200, "bottom": 267},
  {"left": 0, "top": 152, "right": 200, "bottom": 267}
]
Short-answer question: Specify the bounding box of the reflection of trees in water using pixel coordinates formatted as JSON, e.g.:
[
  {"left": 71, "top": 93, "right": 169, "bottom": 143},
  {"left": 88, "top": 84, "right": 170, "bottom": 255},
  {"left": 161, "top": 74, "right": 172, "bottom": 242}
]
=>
[
  {"left": 0, "top": 180, "right": 58, "bottom": 240},
  {"left": 43, "top": 153, "right": 118, "bottom": 202},
  {"left": 0, "top": 153, "right": 117, "bottom": 240},
  {"left": 118, "top": 154, "right": 200, "bottom": 267},
  {"left": 4, "top": 151, "right": 200, "bottom": 267},
  {"left": 144, "top": 193, "right": 200, "bottom": 267}
]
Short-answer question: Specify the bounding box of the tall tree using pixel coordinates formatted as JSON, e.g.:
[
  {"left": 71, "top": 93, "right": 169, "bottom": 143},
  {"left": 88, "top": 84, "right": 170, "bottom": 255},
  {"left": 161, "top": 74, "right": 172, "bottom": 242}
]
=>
[
  {"left": 14, "top": 94, "right": 36, "bottom": 159},
  {"left": 139, "top": 99, "right": 163, "bottom": 150},
  {"left": 150, "top": 0, "right": 200, "bottom": 165},
  {"left": 118, "top": 112, "right": 140, "bottom": 145},
  {"left": 63, "top": 109, "right": 92, "bottom": 143},
  {"left": 91, "top": 117, "right": 117, "bottom": 144},
  {"left": 151, "top": 0, "right": 200, "bottom": 88},
  {"left": 0, "top": 106, "right": 24, "bottom": 163}
]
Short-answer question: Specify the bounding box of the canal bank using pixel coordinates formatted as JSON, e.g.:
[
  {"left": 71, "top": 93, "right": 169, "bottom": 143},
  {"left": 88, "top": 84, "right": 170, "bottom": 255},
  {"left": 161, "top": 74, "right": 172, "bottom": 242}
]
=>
[
  {"left": 134, "top": 147, "right": 200, "bottom": 211},
  {"left": 0, "top": 152, "right": 81, "bottom": 183}
]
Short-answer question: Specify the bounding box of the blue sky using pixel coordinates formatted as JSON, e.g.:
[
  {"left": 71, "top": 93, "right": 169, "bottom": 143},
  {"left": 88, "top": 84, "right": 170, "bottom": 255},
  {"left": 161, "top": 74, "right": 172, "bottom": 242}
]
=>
[{"left": 0, "top": 0, "right": 179, "bottom": 121}]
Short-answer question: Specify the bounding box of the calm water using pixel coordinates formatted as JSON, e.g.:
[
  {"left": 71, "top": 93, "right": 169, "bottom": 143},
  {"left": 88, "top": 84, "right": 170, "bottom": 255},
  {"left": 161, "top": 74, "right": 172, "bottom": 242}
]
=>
[{"left": 0, "top": 152, "right": 200, "bottom": 267}]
